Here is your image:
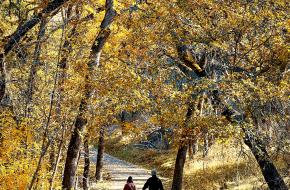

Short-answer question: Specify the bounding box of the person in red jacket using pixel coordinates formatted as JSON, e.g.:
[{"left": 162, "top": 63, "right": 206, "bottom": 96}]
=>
[{"left": 123, "top": 176, "right": 137, "bottom": 190}]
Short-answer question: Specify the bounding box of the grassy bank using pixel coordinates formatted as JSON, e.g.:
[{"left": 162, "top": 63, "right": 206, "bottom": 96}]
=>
[{"left": 105, "top": 132, "right": 289, "bottom": 190}]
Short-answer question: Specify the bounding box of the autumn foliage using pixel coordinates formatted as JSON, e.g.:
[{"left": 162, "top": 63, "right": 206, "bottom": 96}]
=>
[{"left": 0, "top": 0, "right": 289, "bottom": 190}]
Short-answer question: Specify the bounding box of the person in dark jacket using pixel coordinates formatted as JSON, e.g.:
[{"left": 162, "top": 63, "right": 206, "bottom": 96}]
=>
[
  {"left": 142, "top": 169, "right": 164, "bottom": 190},
  {"left": 123, "top": 176, "right": 137, "bottom": 190}
]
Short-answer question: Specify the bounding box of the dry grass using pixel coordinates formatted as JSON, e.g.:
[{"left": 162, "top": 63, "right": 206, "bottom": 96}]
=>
[{"left": 105, "top": 133, "right": 290, "bottom": 190}]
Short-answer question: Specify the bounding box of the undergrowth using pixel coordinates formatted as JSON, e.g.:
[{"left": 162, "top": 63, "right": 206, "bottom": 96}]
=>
[{"left": 105, "top": 133, "right": 289, "bottom": 190}]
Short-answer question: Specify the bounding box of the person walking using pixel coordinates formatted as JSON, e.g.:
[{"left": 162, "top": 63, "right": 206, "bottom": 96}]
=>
[
  {"left": 142, "top": 169, "right": 164, "bottom": 190},
  {"left": 123, "top": 176, "right": 137, "bottom": 190}
]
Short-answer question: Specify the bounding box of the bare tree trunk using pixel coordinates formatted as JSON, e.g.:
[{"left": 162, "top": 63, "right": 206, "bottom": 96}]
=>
[
  {"left": 243, "top": 129, "right": 288, "bottom": 190},
  {"left": 120, "top": 111, "right": 127, "bottom": 135},
  {"left": 203, "top": 133, "right": 209, "bottom": 157},
  {"left": 216, "top": 93, "right": 288, "bottom": 190},
  {"left": 62, "top": 1, "right": 116, "bottom": 189},
  {"left": 49, "top": 144, "right": 56, "bottom": 171},
  {"left": 192, "top": 139, "right": 198, "bottom": 154},
  {"left": 95, "top": 127, "right": 105, "bottom": 181},
  {"left": 62, "top": 99, "right": 88, "bottom": 189},
  {"left": 171, "top": 104, "right": 194, "bottom": 190},
  {"left": 83, "top": 133, "right": 90, "bottom": 190},
  {"left": 171, "top": 145, "right": 188, "bottom": 190}
]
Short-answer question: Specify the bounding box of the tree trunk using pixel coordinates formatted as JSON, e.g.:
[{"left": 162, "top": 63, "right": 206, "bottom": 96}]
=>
[
  {"left": 192, "top": 139, "right": 198, "bottom": 155},
  {"left": 62, "top": 98, "right": 88, "bottom": 189},
  {"left": 95, "top": 127, "right": 105, "bottom": 181},
  {"left": 171, "top": 104, "right": 194, "bottom": 190},
  {"left": 203, "top": 133, "right": 209, "bottom": 157},
  {"left": 83, "top": 133, "right": 90, "bottom": 190},
  {"left": 225, "top": 110, "right": 287, "bottom": 190},
  {"left": 74, "top": 151, "right": 81, "bottom": 190},
  {"left": 0, "top": 55, "right": 5, "bottom": 103},
  {"left": 188, "top": 141, "right": 193, "bottom": 160},
  {"left": 244, "top": 129, "right": 288, "bottom": 190},
  {"left": 3, "top": 0, "right": 69, "bottom": 53},
  {"left": 175, "top": 37, "right": 288, "bottom": 190},
  {"left": 171, "top": 145, "right": 188, "bottom": 190},
  {"left": 221, "top": 100, "right": 288, "bottom": 190},
  {"left": 62, "top": 1, "right": 116, "bottom": 189},
  {"left": 49, "top": 144, "right": 56, "bottom": 171},
  {"left": 160, "top": 126, "right": 169, "bottom": 150},
  {"left": 120, "top": 111, "right": 127, "bottom": 135}
]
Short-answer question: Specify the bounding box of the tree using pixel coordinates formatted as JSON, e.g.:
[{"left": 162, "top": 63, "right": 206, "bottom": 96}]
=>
[
  {"left": 117, "top": 0, "right": 289, "bottom": 189},
  {"left": 0, "top": 0, "right": 288, "bottom": 189},
  {"left": 62, "top": 0, "right": 117, "bottom": 188},
  {"left": 0, "top": 0, "right": 70, "bottom": 103}
]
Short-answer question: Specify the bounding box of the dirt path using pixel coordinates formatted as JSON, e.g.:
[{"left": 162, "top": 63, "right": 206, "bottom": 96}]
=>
[{"left": 90, "top": 151, "right": 164, "bottom": 190}]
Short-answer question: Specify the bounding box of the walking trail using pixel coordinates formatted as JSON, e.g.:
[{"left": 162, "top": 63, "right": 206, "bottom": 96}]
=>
[{"left": 90, "top": 150, "right": 166, "bottom": 190}]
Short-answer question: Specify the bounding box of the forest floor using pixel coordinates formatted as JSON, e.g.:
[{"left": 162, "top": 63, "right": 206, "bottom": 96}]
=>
[{"left": 89, "top": 150, "right": 169, "bottom": 190}]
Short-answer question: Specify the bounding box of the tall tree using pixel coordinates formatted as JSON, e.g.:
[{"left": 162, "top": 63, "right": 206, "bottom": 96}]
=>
[
  {"left": 62, "top": 0, "right": 116, "bottom": 188},
  {"left": 171, "top": 103, "right": 194, "bottom": 190},
  {"left": 120, "top": 1, "right": 289, "bottom": 189}
]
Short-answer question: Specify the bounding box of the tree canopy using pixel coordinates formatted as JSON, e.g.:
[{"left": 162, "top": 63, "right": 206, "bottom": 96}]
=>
[{"left": 0, "top": 0, "right": 289, "bottom": 189}]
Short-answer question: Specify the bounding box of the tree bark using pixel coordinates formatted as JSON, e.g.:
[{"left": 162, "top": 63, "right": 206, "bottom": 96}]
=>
[
  {"left": 171, "top": 104, "right": 194, "bottom": 190},
  {"left": 203, "top": 133, "right": 209, "bottom": 157},
  {"left": 62, "top": 98, "right": 88, "bottom": 189},
  {"left": 171, "top": 145, "right": 188, "bottom": 190},
  {"left": 192, "top": 139, "right": 198, "bottom": 155},
  {"left": 120, "top": 111, "right": 126, "bottom": 135},
  {"left": 243, "top": 129, "right": 288, "bottom": 190},
  {"left": 83, "top": 133, "right": 90, "bottom": 190},
  {"left": 217, "top": 96, "right": 288, "bottom": 189},
  {"left": 95, "top": 127, "right": 105, "bottom": 181},
  {"left": 62, "top": 1, "right": 116, "bottom": 189},
  {"left": 49, "top": 144, "right": 56, "bottom": 171},
  {"left": 0, "top": 55, "right": 5, "bottom": 103},
  {"left": 188, "top": 140, "right": 193, "bottom": 160}
]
